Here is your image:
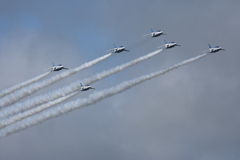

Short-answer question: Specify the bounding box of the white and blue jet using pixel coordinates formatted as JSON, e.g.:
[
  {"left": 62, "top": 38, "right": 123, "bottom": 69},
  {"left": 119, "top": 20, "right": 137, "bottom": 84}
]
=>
[
  {"left": 46, "top": 62, "right": 68, "bottom": 72},
  {"left": 80, "top": 83, "right": 95, "bottom": 91},
  {"left": 202, "top": 44, "right": 225, "bottom": 53},
  {"left": 107, "top": 44, "right": 130, "bottom": 53},
  {"left": 143, "top": 28, "right": 166, "bottom": 37},
  {"left": 157, "top": 40, "right": 180, "bottom": 49}
]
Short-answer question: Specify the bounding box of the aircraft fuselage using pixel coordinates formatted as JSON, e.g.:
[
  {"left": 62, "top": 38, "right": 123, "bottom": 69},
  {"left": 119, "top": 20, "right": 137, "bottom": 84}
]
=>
[
  {"left": 209, "top": 48, "right": 223, "bottom": 53},
  {"left": 151, "top": 32, "right": 163, "bottom": 37},
  {"left": 164, "top": 43, "right": 178, "bottom": 49},
  {"left": 81, "top": 86, "right": 93, "bottom": 91},
  {"left": 113, "top": 47, "right": 129, "bottom": 53},
  {"left": 52, "top": 66, "right": 64, "bottom": 71}
]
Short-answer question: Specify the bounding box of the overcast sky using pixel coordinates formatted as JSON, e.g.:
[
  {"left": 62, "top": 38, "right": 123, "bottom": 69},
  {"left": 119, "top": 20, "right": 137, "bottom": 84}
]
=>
[{"left": 0, "top": 0, "right": 240, "bottom": 160}]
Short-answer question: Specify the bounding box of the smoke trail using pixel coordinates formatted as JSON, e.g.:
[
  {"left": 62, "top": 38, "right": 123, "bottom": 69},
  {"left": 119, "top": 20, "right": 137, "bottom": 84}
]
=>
[
  {"left": 0, "top": 71, "right": 51, "bottom": 98},
  {"left": 80, "top": 49, "right": 163, "bottom": 85},
  {"left": 0, "top": 53, "right": 111, "bottom": 108},
  {"left": 0, "top": 53, "right": 207, "bottom": 137},
  {"left": 0, "top": 49, "right": 162, "bottom": 118},
  {"left": 0, "top": 92, "right": 78, "bottom": 130}
]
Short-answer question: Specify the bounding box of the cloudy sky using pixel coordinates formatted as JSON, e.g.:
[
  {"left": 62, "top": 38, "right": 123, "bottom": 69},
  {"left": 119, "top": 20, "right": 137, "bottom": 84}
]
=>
[{"left": 0, "top": 0, "right": 240, "bottom": 160}]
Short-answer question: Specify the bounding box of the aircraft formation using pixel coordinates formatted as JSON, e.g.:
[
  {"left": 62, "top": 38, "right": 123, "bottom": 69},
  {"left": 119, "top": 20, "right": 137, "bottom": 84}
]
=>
[
  {"left": 104, "top": 28, "right": 224, "bottom": 54},
  {"left": 0, "top": 27, "right": 225, "bottom": 137},
  {"left": 74, "top": 28, "right": 224, "bottom": 90}
]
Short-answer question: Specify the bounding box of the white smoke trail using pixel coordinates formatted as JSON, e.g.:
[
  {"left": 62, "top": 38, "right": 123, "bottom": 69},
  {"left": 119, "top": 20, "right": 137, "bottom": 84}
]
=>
[
  {"left": 0, "top": 92, "right": 78, "bottom": 130},
  {"left": 0, "top": 49, "right": 162, "bottom": 118},
  {"left": 0, "top": 53, "right": 207, "bottom": 137},
  {"left": 0, "top": 72, "right": 51, "bottom": 98},
  {"left": 0, "top": 53, "right": 111, "bottom": 108},
  {"left": 80, "top": 49, "right": 162, "bottom": 85}
]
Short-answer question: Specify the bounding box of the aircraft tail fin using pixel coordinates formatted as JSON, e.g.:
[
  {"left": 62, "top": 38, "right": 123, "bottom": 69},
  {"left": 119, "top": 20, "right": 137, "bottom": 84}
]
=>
[
  {"left": 208, "top": 44, "right": 212, "bottom": 48},
  {"left": 80, "top": 83, "right": 83, "bottom": 87},
  {"left": 164, "top": 40, "right": 167, "bottom": 44},
  {"left": 114, "top": 44, "right": 117, "bottom": 48},
  {"left": 52, "top": 62, "right": 55, "bottom": 66},
  {"left": 151, "top": 28, "right": 154, "bottom": 33}
]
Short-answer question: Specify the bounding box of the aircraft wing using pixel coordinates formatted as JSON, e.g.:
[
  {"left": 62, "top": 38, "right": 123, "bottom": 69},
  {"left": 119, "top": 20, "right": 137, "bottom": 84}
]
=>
[
  {"left": 143, "top": 33, "right": 151, "bottom": 37},
  {"left": 157, "top": 45, "right": 164, "bottom": 49},
  {"left": 44, "top": 67, "right": 53, "bottom": 71},
  {"left": 202, "top": 50, "right": 210, "bottom": 53}
]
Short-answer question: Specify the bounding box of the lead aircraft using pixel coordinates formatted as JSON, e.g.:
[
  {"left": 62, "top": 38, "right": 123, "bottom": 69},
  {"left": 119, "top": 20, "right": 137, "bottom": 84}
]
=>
[{"left": 202, "top": 44, "right": 225, "bottom": 53}]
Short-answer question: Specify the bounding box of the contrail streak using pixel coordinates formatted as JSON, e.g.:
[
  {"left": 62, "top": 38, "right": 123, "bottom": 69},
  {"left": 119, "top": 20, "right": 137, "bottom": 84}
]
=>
[
  {"left": 0, "top": 53, "right": 111, "bottom": 108},
  {"left": 81, "top": 49, "right": 162, "bottom": 85},
  {"left": 0, "top": 92, "right": 78, "bottom": 130},
  {"left": 0, "top": 71, "right": 51, "bottom": 98},
  {"left": 0, "top": 53, "right": 207, "bottom": 137},
  {"left": 0, "top": 49, "right": 162, "bottom": 118}
]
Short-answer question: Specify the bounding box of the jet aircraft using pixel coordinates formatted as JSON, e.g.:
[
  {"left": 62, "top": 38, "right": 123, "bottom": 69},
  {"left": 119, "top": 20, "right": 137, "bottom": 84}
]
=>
[
  {"left": 46, "top": 62, "right": 68, "bottom": 72},
  {"left": 143, "top": 28, "right": 166, "bottom": 37},
  {"left": 202, "top": 44, "right": 225, "bottom": 53},
  {"left": 106, "top": 44, "right": 130, "bottom": 53},
  {"left": 157, "top": 40, "right": 180, "bottom": 49},
  {"left": 80, "top": 83, "right": 95, "bottom": 91}
]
